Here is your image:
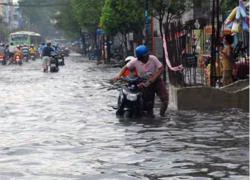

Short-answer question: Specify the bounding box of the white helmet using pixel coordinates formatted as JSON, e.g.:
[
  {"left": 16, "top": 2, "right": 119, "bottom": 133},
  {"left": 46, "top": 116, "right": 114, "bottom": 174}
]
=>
[{"left": 125, "top": 56, "right": 135, "bottom": 63}]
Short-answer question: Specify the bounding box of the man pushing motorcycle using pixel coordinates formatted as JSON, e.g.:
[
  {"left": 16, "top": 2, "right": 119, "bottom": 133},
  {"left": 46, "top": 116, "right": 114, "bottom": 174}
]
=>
[{"left": 112, "top": 45, "right": 168, "bottom": 117}]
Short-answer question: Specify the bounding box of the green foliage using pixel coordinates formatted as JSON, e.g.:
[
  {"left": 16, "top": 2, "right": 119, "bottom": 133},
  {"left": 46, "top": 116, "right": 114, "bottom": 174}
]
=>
[
  {"left": 52, "top": 1, "right": 80, "bottom": 39},
  {"left": 99, "top": 0, "right": 145, "bottom": 35},
  {"left": 71, "top": 0, "right": 105, "bottom": 32},
  {"left": 220, "top": 0, "right": 239, "bottom": 18},
  {"left": 0, "top": 23, "right": 10, "bottom": 41},
  {"left": 18, "top": 0, "right": 58, "bottom": 36},
  {"left": 18, "top": 0, "right": 82, "bottom": 39},
  {"left": 99, "top": 0, "right": 113, "bottom": 33},
  {"left": 149, "top": 0, "right": 191, "bottom": 21}
]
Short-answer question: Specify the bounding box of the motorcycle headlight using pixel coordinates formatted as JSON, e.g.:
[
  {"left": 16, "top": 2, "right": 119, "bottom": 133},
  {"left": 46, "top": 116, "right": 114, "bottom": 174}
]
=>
[{"left": 127, "top": 93, "right": 137, "bottom": 101}]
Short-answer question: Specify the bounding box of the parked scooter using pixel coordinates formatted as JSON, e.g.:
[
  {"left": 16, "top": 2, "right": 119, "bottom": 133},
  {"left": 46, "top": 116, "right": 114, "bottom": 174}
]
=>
[{"left": 116, "top": 77, "right": 146, "bottom": 118}]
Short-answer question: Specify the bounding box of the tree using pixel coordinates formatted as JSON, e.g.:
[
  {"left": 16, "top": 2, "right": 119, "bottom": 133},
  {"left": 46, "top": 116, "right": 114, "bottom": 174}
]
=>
[
  {"left": 0, "top": 23, "right": 10, "bottom": 42},
  {"left": 19, "top": 0, "right": 50, "bottom": 34},
  {"left": 149, "top": 0, "right": 191, "bottom": 37},
  {"left": 148, "top": 0, "right": 191, "bottom": 82},
  {"left": 220, "top": 0, "right": 239, "bottom": 19},
  {"left": 71, "top": 0, "right": 105, "bottom": 32},
  {"left": 99, "top": 0, "right": 145, "bottom": 55},
  {"left": 100, "top": 0, "right": 144, "bottom": 35},
  {"left": 19, "top": 0, "right": 85, "bottom": 39},
  {"left": 18, "top": 0, "right": 62, "bottom": 37},
  {"left": 52, "top": 0, "right": 80, "bottom": 39}
]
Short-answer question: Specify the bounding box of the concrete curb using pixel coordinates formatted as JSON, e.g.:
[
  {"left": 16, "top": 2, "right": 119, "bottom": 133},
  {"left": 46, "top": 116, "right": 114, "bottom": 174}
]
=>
[{"left": 168, "top": 79, "right": 249, "bottom": 111}]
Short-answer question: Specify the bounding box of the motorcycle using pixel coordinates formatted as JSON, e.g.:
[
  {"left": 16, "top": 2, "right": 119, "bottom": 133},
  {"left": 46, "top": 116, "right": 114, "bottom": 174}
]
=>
[
  {"left": 50, "top": 52, "right": 59, "bottom": 73},
  {"left": 110, "top": 48, "right": 123, "bottom": 61},
  {"left": 30, "top": 54, "right": 36, "bottom": 61},
  {"left": 61, "top": 47, "right": 70, "bottom": 57},
  {"left": 0, "top": 54, "right": 6, "bottom": 65},
  {"left": 23, "top": 54, "right": 29, "bottom": 62},
  {"left": 15, "top": 55, "right": 22, "bottom": 65},
  {"left": 58, "top": 52, "right": 65, "bottom": 66},
  {"left": 88, "top": 49, "right": 98, "bottom": 60},
  {"left": 116, "top": 77, "right": 146, "bottom": 118}
]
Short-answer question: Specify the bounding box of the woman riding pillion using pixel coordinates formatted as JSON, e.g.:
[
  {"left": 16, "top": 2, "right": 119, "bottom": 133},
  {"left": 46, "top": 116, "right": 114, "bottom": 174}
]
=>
[{"left": 113, "top": 45, "right": 168, "bottom": 117}]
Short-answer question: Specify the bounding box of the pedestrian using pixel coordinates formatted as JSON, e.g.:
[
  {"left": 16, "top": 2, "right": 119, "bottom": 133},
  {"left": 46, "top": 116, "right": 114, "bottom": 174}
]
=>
[
  {"left": 220, "top": 35, "right": 235, "bottom": 86},
  {"left": 38, "top": 43, "right": 46, "bottom": 58}
]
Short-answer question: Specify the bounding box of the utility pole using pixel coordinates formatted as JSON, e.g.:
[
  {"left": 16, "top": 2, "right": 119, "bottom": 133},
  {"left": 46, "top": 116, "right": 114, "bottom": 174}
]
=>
[
  {"left": 151, "top": 16, "right": 155, "bottom": 54},
  {"left": 216, "top": 0, "right": 220, "bottom": 44},
  {"left": 216, "top": 0, "right": 221, "bottom": 86},
  {"left": 210, "top": 0, "right": 217, "bottom": 87}
]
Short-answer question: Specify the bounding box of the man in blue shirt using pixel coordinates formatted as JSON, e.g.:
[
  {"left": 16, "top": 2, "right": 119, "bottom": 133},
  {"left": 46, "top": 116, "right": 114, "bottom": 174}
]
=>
[
  {"left": 38, "top": 43, "right": 46, "bottom": 58},
  {"left": 42, "top": 42, "right": 54, "bottom": 72}
]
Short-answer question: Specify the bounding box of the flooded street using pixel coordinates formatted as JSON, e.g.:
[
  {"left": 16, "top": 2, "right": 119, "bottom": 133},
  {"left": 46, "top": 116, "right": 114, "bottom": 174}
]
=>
[{"left": 0, "top": 54, "right": 248, "bottom": 180}]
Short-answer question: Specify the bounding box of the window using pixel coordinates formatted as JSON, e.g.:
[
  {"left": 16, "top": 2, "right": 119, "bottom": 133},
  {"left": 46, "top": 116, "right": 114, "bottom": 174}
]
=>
[{"left": 11, "top": 34, "right": 28, "bottom": 41}]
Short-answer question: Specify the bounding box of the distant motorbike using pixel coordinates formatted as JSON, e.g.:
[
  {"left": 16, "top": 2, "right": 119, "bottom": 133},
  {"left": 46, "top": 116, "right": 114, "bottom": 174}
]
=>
[
  {"left": 116, "top": 77, "right": 146, "bottom": 118},
  {"left": 88, "top": 49, "right": 98, "bottom": 60},
  {"left": 23, "top": 54, "right": 29, "bottom": 62},
  {"left": 0, "top": 54, "right": 6, "bottom": 65},
  {"left": 30, "top": 54, "right": 36, "bottom": 61},
  {"left": 50, "top": 52, "right": 59, "bottom": 72},
  {"left": 58, "top": 52, "right": 65, "bottom": 66},
  {"left": 111, "top": 48, "right": 123, "bottom": 61},
  {"left": 62, "top": 47, "right": 70, "bottom": 57},
  {"left": 15, "top": 55, "right": 22, "bottom": 65}
]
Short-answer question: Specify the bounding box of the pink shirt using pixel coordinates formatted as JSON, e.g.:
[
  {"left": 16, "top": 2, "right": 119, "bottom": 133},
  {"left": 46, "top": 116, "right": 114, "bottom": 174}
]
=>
[{"left": 126, "top": 55, "right": 162, "bottom": 76}]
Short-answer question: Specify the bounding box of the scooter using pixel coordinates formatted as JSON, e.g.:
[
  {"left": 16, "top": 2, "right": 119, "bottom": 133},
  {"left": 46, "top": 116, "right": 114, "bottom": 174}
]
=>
[
  {"left": 116, "top": 77, "right": 145, "bottom": 118},
  {"left": 15, "top": 55, "right": 22, "bottom": 65},
  {"left": 58, "top": 52, "right": 65, "bottom": 66},
  {"left": 50, "top": 52, "right": 59, "bottom": 73},
  {"left": 30, "top": 54, "right": 36, "bottom": 61},
  {"left": 23, "top": 53, "right": 29, "bottom": 62},
  {"left": 0, "top": 54, "right": 6, "bottom": 65}
]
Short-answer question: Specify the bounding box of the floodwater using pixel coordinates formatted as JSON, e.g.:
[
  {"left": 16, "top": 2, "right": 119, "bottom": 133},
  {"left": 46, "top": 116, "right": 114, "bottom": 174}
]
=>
[{"left": 0, "top": 54, "right": 248, "bottom": 180}]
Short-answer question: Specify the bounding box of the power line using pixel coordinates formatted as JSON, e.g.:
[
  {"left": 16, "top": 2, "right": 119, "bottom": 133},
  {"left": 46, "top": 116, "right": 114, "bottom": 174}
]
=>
[{"left": 0, "top": 3, "right": 67, "bottom": 7}]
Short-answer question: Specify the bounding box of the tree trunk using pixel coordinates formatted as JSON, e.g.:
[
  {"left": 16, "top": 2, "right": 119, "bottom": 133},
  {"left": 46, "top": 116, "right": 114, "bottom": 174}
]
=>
[
  {"left": 124, "top": 33, "right": 128, "bottom": 58},
  {"left": 210, "top": 0, "right": 216, "bottom": 87},
  {"left": 107, "top": 35, "right": 111, "bottom": 63}
]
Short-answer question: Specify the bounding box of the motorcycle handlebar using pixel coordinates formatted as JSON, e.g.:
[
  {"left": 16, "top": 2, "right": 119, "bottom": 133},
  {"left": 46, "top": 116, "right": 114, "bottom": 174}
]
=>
[{"left": 120, "top": 77, "right": 146, "bottom": 84}]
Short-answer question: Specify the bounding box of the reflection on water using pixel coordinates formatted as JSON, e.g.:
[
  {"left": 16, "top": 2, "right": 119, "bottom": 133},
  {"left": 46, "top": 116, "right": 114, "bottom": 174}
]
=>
[{"left": 0, "top": 56, "right": 248, "bottom": 180}]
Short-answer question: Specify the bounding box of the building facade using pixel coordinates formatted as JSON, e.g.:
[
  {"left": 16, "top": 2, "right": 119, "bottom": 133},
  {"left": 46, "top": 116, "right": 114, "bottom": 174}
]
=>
[{"left": 0, "top": 0, "right": 20, "bottom": 30}]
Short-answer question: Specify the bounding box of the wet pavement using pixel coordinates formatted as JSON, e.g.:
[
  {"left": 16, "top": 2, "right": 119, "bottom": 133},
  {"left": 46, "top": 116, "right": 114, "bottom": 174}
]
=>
[{"left": 0, "top": 54, "right": 248, "bottom": 180}]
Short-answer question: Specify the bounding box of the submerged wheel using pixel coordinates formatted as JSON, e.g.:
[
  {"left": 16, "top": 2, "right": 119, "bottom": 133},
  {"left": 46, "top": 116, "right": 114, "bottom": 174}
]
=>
[{"left": 124, "top": 111, "right": 131, "bottom": 118}]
